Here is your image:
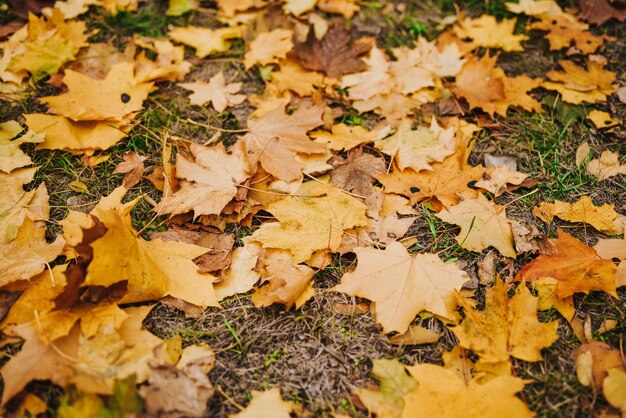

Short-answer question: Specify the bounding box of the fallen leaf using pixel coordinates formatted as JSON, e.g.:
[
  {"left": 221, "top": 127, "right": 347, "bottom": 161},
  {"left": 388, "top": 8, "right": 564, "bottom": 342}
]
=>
[
  {"left": 317, "top": 0, "right": 359, "bottom": 17},
  {"left": 311, "top": 124, "right": 381, "bottom": 152},
  {"left": 454, "top": 55, "right": 542, "bottom": 117},
  {"left": 244, "top": 29, "right": 294, "bottom": 69},
  {"left": 354, "top": 358, "right": 417, "bottom": 418},
  {"left": 532, "top": 277, "right": 575, "bottom": 321},
  {"left": 215, "top": 0, "right": 265, "bottom": 17},
  {"left": 506, "top": 0, "right": 564, "bottom": 17},
  {"left": 113, "top": 151, "right": 146, "bottom": 188},
  {"left": 230, "top": 388, "right": 297, "bottom": 418},
  {"left": 333, "top": 241, "right": 468, "bottom": 333},
  {"left": 401, "top": 363, "right": 533, "bottom": 417},
  {"left": 168, "top": 26, "right": 242, "bottom": 58},
  {"left": 157, "top": 141, "right": 250, "bottom": 217},
  {"left": 62, "top": 187, "right": 219, "bottom": 307},
  {"left": 574, "top": 341, "right": 625, "bottom": 391},
  {"left": 243, "top": 104, "right": 325, "bottom": 181},
  {"left": 270, "top": 59, "right": 326, "bottom": 97},
  {"left": 533, "top": 196, "right": 621, "bottom": 234},
  {"left": 292, "top": 23, "right": 371, "bottom": 77},
  {"left": 436, "top": 193, "right": 517, "bottom": 258},
  {"left": 389, "top": 325, "right": 441, "bottom": 346},
  {"left": 375, "top": 118, "right": 456, "bottom": 172},
  {"left": 251, "top": 183, "right": 369, "bottom": 263},
  {"left": 0, "top": 121, "right": 44, "bottom": 173},
  {"left": 340, "top": 46, "right": 393, "bottom": 101},
  {"left": 579, "top": 0, "right": 626, "bottom": 24},
  {"left": 594, "top": 236, "right": 626, "bottom": 260},
  {"left": 283, "top": 0, "right": 316, "bottom": 16},
  {"left": 542, "top": 60, "right": 616, "bottom": 104},
  {"left": 515, "top": 230, "right": 617, "bottom": 299},
  {"left": 41, "top": 62, "right": 154, "bottom": 122},
  {"left": 251, "top": 248, "right": 316, "bottom": 309},
  {"left": 0, "top": 218, "right": 65, "bottom": 287},
  {"left": 475, "top": 165, "right": 534, "bottom": 197},
  {"left": 134, "top": 38, "right": 191, "bottom": 83},
  {"left": 24, "top": 114, "right": 133, "bottom": 152},
  {"left": 166, "top": 0, "right": 198, "bottom": 16},
  {"left": 531, "top": 16, "right": 612, "bottom": 53},
  {"left": 214, "top": 245, "right": 261, "bottom": 300},
  {"left": 179, "top": 72, "right": 246, "bottom": 112},
  {"left": 451, "top": 279, "right": 559, "bottom": 363},
  {"left": 587, "top": 150, "right": 626, "bottom": 181},
  {"left": 454, "top": 15, "right": 528, "bottom": 51},
  {"left": 586, "top": 110, "right": 619, "bottom": 129},
  {"left": 329, "top": 147, "right": 385, "bottom": 197},
  {"left": 603, "top": 368, "right": 626, "bottom": 415}
]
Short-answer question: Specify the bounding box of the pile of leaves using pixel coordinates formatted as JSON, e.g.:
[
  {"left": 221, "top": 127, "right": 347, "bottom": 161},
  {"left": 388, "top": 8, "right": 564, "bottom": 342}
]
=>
[{"left": 0, "top": 0, "right": 625, "bottom": 416}]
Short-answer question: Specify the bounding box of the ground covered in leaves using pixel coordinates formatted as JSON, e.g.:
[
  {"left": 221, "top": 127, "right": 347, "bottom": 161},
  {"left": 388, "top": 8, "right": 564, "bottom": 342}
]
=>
[{"left": 0, "top": 0, "right": 625, "bottom": 416}]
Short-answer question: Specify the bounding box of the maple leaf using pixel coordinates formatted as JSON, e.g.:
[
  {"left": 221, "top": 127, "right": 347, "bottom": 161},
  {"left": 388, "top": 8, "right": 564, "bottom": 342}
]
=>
[
  {"left": 41, "top": 62, "right": 154, "bottom": 122},
  {"left": 214, "top": 245, "right": 260, "bottom": 301},
  {"left": 156, "top": 141, "right": 250, "bottom": 217},
  {"left": 179, "top": 72, "right": 246, "bottom": 112},
  {"left": 401, "top": 363, "right": 534, "bottom": 418},
  {"left": 113, "top": 150, "right": 145, "bottom": 188},
  {"left": 62, "top": 187, "right": 219, "bottom": 307},
  {"left": 579, "top": 0, "right": 626, "bottom": 24},
  {"left": 310, "top": 123, "right": 384, "bottom": 151},
  {"left": 168, "top": 26, "right": 242, "bottom": 58},
  {"left": 454, "top": 55, "right": 542, "bottom": 117},
  {"left": 5, "top": 10, "right": 88, "bottom": 81},
  {"left": 531, "top": 16, "right": 613, "bottom": 54},
  {"left": 340, "top": 46, "right": 393, "bottom": 101},
  {"left": 25, "top": 114, "right": 133, "bottom": 152},
  {"left": 243, "top": 105, "right": 325, "bottom": 181},
  {"left": 134, "top": 38, "right": 191, "bottom": 83},
  {"left": 251, "top": 247, "right": 316, "bottom": 309},
  {"left": 329, "top": 147, "right": 386, "bottom": 197},
  {"left": 542, "top": 60, "right": 616, "bottom": 104},
  {"left": 333, "top": 241, "right": 468, "bottom": 333},
  {"left": 283, "top": 0, "right": 316, "bottom": 15},
  {"left": 436, "top": 193, "right": 517, "bottom": 258},
  {"left": 515, "top": 230, "right": 617, "bottom": 299},
  {"left": 586, "top": 110, "right": 619, "bottom": 129},
  {"left": 587, "top": 150, "right": 626, "bottom": 180},
  {"left": 244, "top": 29, "right": 294, "bottom": 69},
  {"left": 317, "top": 0, "right": 360, "bottom": 17},
  {"left": 292, "top": 23, "right": 371, "bottom": 77},
  {"left": 534, "top": 196, "right": 622, "bottom": 234},
  {"left": 0, "top": 121, "right": 43, "bottom": 173},
  {"left": 270, "top": 59, "right": 326, "bottom": 97},
  {"left": 452, "top": 279, "right": 559, "bottom": 363},
  {"left": 575, "top": 341, "right": 625, "bottom": 391},
  {"left": 0, "top": 215, "right": 64, "bottom": 287},
  {"left": 376, "top": 156, "right": 483, "bottom": 211},
  {"left": 230, "top": 388, "right": 298, "bottom": 418},
  {"left": 355, "top": 358, "right": 418, "bottom": 417},
  {"left": 506, "top": 0, "right": 564, "bottom": 17},
  {"left": 44, "top": 0, "right": 100, "bottom": 19},
  {"left": 215, "top": 0, "right": 266, "bottom": 16},
  {"left": 375, "top": 118, "right": 456, "bottom": 172},
  {"left": 454, "top": 15, "right": 528, "bottom": 51},
  {"left": 251, "top": 183, "right": 369, "bottom": 263},
  {"left": 391, "top": 38, "right": 465, "bottom": 94},
  {"left": 604, "top": 368, "right": 626, "bottom": 415},
  {"left": 475, "top": 165, "right": 534, "bottom": 197}
]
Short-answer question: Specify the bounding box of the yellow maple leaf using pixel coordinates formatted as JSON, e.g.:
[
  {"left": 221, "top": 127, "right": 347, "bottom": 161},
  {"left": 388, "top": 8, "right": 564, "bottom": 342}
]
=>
[
  {"left": 0, "top": 168, "right": 48, "bottom": 243},
  {"left": 41, "top": 62, "right": 154, "bottom": 122},
  {"left": 134, "top": 38, "right": 191, "bottom": 83},
  {"left": 452, "top": 279, "right": 559, "bottom": 363},
  {"left": 251, "top": 183, "right": 369, "bottom": 263},
  {"left": 244, "top": 29, "right": 294, "bottom": 69},
  {"left": 168, "top": 26, "right": 242, "bottom": 58},
  {"left": 454, "top": 15, "right": 528, "bottom": 52},
  {"left": 604, "top": 369, "right": 626, "bottom": 415},
  {"left": 215, "top": 0, "right": 266, "bottom": 17},
  {"left": 310, "top": 123, "right": 385, "bottom": 151},
  {"left": 25, "top": 114, "right": 133, "bottom": 152},
  {"left": 340, "top": 46, "right": 393, "bottom": 101},
  {"left": 542, "top": 60, "right": 616, "bottom": 104},
  {"left": 401, "top": 363, "right": 534, "bottom": 417},
  {"left": 333, "top": 241, "right": 468, "bottom": 333},
  {"left": 587, "top": 150, "right": 626, "bottom": 181},
  {"left": 375, "top": 118, "right": 456, "bottom": 172},
  {"left": 62, "top": 187, "right": 219, "bottom": 307},
  {"left": 0, "top": 121, "right": 43, "bottom": 173},
  {"left": 230, "top": 388, "right": 297, "bottom": 418},
  {"left": 179, "top": 72, "right": 246, "bottom": 111},
  {"left": 436, "top": 193, "right": 517, "bottom": 258},
  {"left": 506, "top": 0, "right": 564, "bottom": 17},
  {"left": 270, "top": 59, "right": 326, "bottom": 97},
  {"left": 6, "top": 10, "right": 88, "bottom": 81},
  {"left": 534, "top": 195, "right": 622, "bottom": 234},
  {"left": 317, "top": 0, "right": 359, "bottom": 17},
  {"left": 475, "top": 165, "right": 531, "bottom": 197},
  {"left": 157, "top": 141, "right": 250, "bottom": 217},
  {"left": 531, "top": 15, "right": 613, "bottom": 54}
]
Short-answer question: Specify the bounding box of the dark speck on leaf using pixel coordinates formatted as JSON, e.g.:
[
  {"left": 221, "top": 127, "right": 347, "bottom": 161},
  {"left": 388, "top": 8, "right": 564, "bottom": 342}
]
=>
[{"left": 121, "top": 93, "right": 131, "bottom": 103}]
